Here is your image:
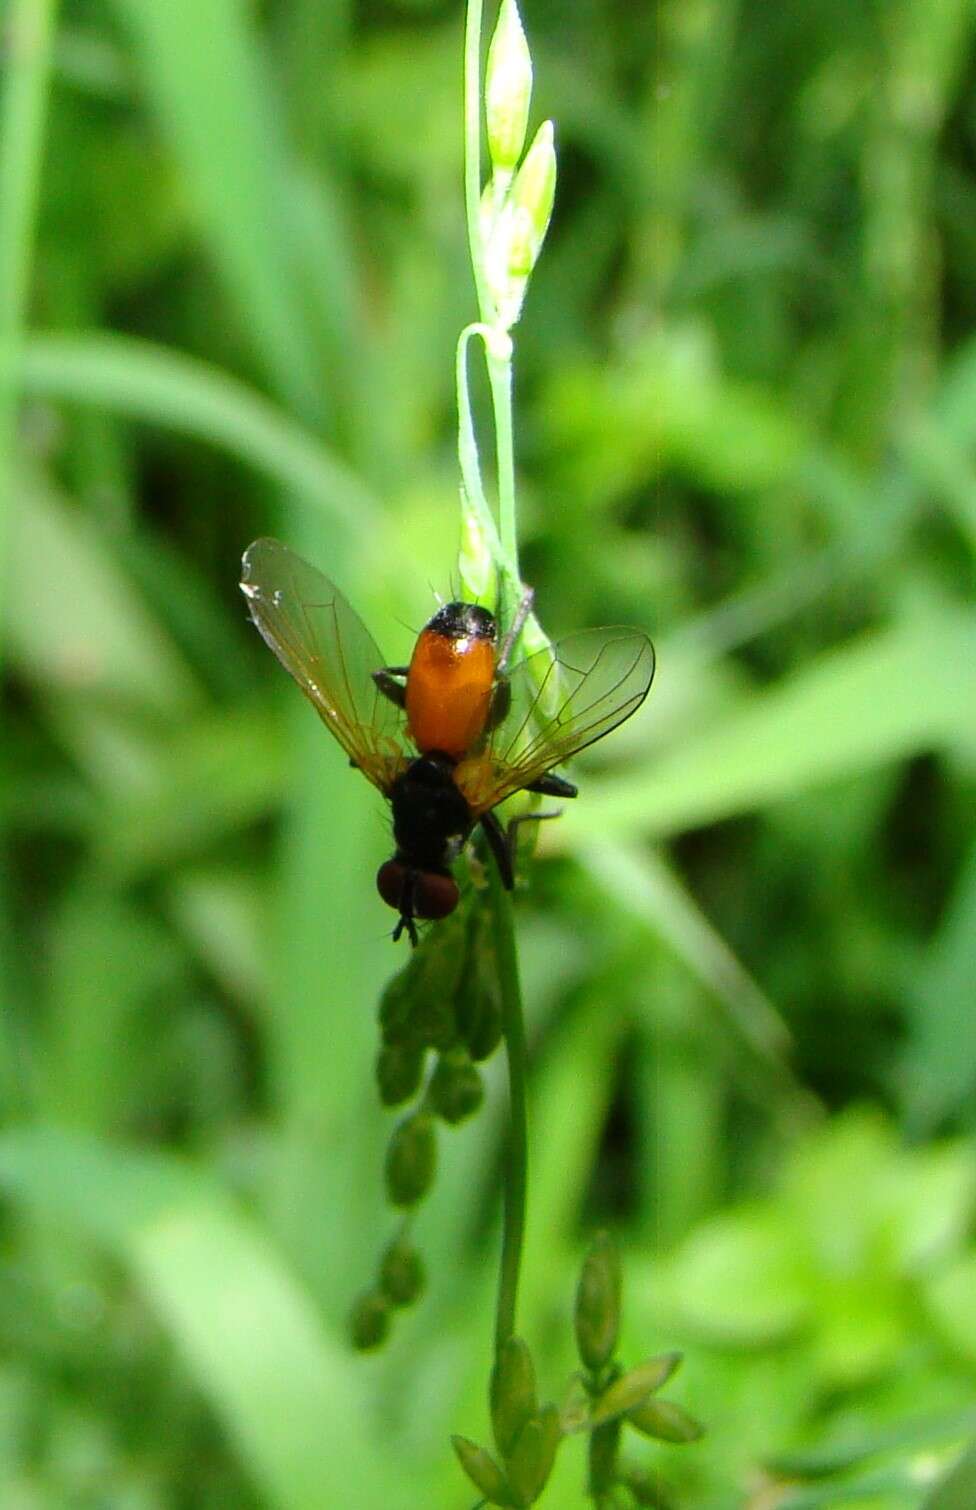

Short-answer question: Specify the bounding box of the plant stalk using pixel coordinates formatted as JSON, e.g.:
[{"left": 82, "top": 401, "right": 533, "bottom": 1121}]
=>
[
  {"left": 0, "top": 0, "right": 59, "bottom": 611},
  {"left": 0, "top": 0, "right": 59, "bottom": 1118},
  {"left": 487, "top": 855, "right": 529, "bottom": 1355},
  {"left": 463, "top": 0, "right": 530, "bottom": 1357}
]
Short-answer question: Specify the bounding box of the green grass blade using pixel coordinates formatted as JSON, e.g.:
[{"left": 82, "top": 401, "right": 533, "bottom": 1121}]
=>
[
  {"left": 559, "top": 610, "right": 976, "bottom": 843},
  {"left": 21, "top": 333, "right": 379, "bottom": 528},
  {"left": 9, "top": 470, "right": 201, "bottom": 715},
  {"left": 0, "top": 0, "right": 60, "bottom": 1119},
  {"left": 579, "top": 840, "right": 805, "bottom": 1101},
  {"left": 924, "top": 1440, "right": 976, "bottom": 1510},
  {"left": 0, "top": 0, "right": 58, "bottom": 557},
  {"left": 108, "top": 0, "right": 321, "bottom": 415},
  {"left": 0, "top": 1125, "right": 408, "bottom": 1508},
  {"left": 901, "top": 839, "right": 976, "bottom": 1134}
]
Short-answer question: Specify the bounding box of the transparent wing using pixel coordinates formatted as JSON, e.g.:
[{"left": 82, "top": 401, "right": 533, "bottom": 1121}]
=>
[
  {"left": 240, "top": 537, "right": 408, "bottom": 792},
  {"left": 455, "top": 627, "right": 655, "bottom": 815}
]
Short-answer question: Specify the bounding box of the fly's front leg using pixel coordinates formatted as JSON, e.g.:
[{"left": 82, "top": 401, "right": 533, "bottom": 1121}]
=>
[
  {"left": 484, "top": 675, "right": 511, "bottom": 734},
  {"left": 483, "top": 585, "right": 535, "bottom": 737},
  {"left": 373, "top": 665, "right": 410, "bottom": 710},
  {"left": 495, "top": 586, "right": 535, "bottom": 677}
]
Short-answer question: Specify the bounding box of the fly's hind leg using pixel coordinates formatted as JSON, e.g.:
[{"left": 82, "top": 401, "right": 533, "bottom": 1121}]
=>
[
  {"left": 523, "top": 771, "right": 577, "bottom": 800},
  {"left": 480, "top": 806, "right": 564, "bottom": 891},
  {"left": 373, "top": 665, "right": 410, "bottom": 709}
]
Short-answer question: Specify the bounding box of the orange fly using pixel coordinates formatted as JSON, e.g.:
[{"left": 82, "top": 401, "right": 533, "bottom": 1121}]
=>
[{"left": 240, "top": 538, "right": 655, "bottom": 944}]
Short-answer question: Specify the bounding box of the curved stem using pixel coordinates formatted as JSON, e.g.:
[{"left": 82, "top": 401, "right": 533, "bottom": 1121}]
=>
[
  {"left": 456, "top": 323, "right": 512, "bottom": 575},
  {"left": 487, "top": 857, "right": 529, "bottom": 1354},
  {"left": 486, "top": 350, "right": 519, "bottom": 584}
]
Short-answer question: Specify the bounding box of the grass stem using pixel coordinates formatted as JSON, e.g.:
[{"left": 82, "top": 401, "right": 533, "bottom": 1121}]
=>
[
  {"left": 0, "top": 0, "right": 59, "bottom": 605},
  {"left": 487, "top": 856, "right": 529, "bottom": 1354}
]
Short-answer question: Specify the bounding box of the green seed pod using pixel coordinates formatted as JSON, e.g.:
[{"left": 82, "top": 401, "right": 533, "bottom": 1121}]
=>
[
  {"left": 452, "top": 1436, "right": 516, "bottom": 1505},
  {"left": 485, "top": 0, "right": 532, "bottom": 175},
  {"left": 428, "top": 1051, "right": 484, "bottom": 1124},
  {"left": 575, "top": 1231, "right": 622, "bottom": 1372},
  {"left": 379, "top": 1237, "right": 425, "bottom": 1308},
  {"left": 348, "top": 1290, "right": 390, "bottom": 1352},
  {"left": 591, "top": 1355, "right": 683, "bottom": 1427},
  {"left": 627, "top": 1398, "right": 704, "bottom": 1445},
  {"left": 491, "top": 1336, "right": 538, "bottom": 1459},
  {"left": 506, "top": 1405, "right": 561, "bottom": 1506},
  {"left": 375, "top": 1041, "right": 426, "bottom": 1107},
  {"left": 384, "top": 1113, "right": 437, "bottom": 1208}
]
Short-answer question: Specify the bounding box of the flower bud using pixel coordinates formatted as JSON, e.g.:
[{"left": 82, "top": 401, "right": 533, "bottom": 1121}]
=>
[
  {"left": 506, "top": 1405, "right": 561, "bottom": 1506},
  {"left": 429, "top": 1051, "right": 484, "bottom": 1124},
  {"left": 348, "top": 1289, "right": 390, "bottom": 1351},
  {"left": 385, "top": 1113, "right": 437, "bottom": 1207},
  {"left": 491, "top": 1336, "right": 537, "bottom": 1459},
  {"left": 452, "top": 1436, "right": 516, "bottom": 1505},
  {"left": 511, "top": 120, "right": 556, "bottom": 263},
  {"left": 375, "top": 1041, "right": 426, "bottom": 1106},
  {"left": 627, "top": 1397, "right": 704, "bottom": 1445},
  {"left": 412, "top": 908, "right": 468, "bottom": 1050},
  {"left": 379, "top": 957, "right": 425, "bottom": 1048},
  {"left": 379, "top": 1236, "right": 426, "bottom": 1307},
  {"left": 486, "top": 0, "right": 533, "bottom": 174},
  {"left": 575, "top": 1231, "right": 621, "bottom": 1372},
  {"left": 465, "top": 984, "right": 504, "bottom": 1060},
  {"left": 458, "top": 914, "right": 504, "bottom": 1060},
  {"left": 590, "top": 1355, "right": 682, "bottom": 1426}
]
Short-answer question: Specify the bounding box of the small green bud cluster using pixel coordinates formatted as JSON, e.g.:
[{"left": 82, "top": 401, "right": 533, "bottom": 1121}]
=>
[
  {"left": 481, "top": 0, "right": 556, "bottom": 331},
  {"left": 453, "top": 1337, "right": 561, "bottom": 1506},
  {"left": 348, "top": 1230, "right": 426, "bottom": 1354},
  {"left": 377, "top": 895, "right": 504, "bottom": 1079},
  {"left": 350, "top": 896, "right": 506, "bottom": 1351},
  {"left": 566, "top": 1233, "right": 703, "bottom": 1503},
  {"left": 451, "top": 1237, "right": 702, "bottom": 1505}
]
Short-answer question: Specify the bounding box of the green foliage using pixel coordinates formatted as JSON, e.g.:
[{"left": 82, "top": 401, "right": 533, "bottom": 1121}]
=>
[{"left": 2, "top": 0, "right": 976, "bottom": 1504}]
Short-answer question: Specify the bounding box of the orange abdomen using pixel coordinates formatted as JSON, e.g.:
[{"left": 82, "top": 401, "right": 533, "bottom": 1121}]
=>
[{"left": 406, "top": 626, "right": 495, "bottom": 759}]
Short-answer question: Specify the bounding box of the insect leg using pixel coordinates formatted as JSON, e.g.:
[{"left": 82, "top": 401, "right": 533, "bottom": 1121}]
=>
[
  {"left": 480, "top": 809, "right": 515, "bottom": 890},
  {"left": 484, "top": 674, "right": 511, "bottom": 733},
  {"left": 481, "top": 806, "right": 563, "bottom": 890},
  {"left": 522, "top": 771, "right": 578, "bottom": 799},
  {"left": 495, "top": 586, "right": 535, "bottom": 677},
  {"left": 390, "top": 868, "right": 420, "bottom": 946},
  {"left": 373, "top": 666, "right": 410, "bottom": 709}
]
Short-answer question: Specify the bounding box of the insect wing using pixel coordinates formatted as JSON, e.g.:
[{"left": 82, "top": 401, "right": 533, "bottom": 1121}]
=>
[
  {"left": 240, "top": 537, "right": 406, "bottom": 791},
  {"left": 456, "top": 627, "right": 654, "bottom": 814}
]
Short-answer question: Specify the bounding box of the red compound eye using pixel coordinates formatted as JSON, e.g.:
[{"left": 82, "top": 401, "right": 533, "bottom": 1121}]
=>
[
  {"left": 376, "top": 859, "right": 408, "bottom": 913},
  {"left": 376, "top": 861, "right": 458, "bottom": 921},
  {"left": 412, "top": 871, "right": 459, "bottom": 920}
]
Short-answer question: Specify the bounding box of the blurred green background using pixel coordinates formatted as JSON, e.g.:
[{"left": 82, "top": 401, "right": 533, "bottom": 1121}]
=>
[{"left": 2, "top": 0, "right": 976, "bottom": 1505}]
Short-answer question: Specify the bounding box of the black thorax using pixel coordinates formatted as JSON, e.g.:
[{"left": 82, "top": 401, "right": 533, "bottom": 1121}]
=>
[{"left": 389, "top": 754, "right": 472, "bottom": 873}]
